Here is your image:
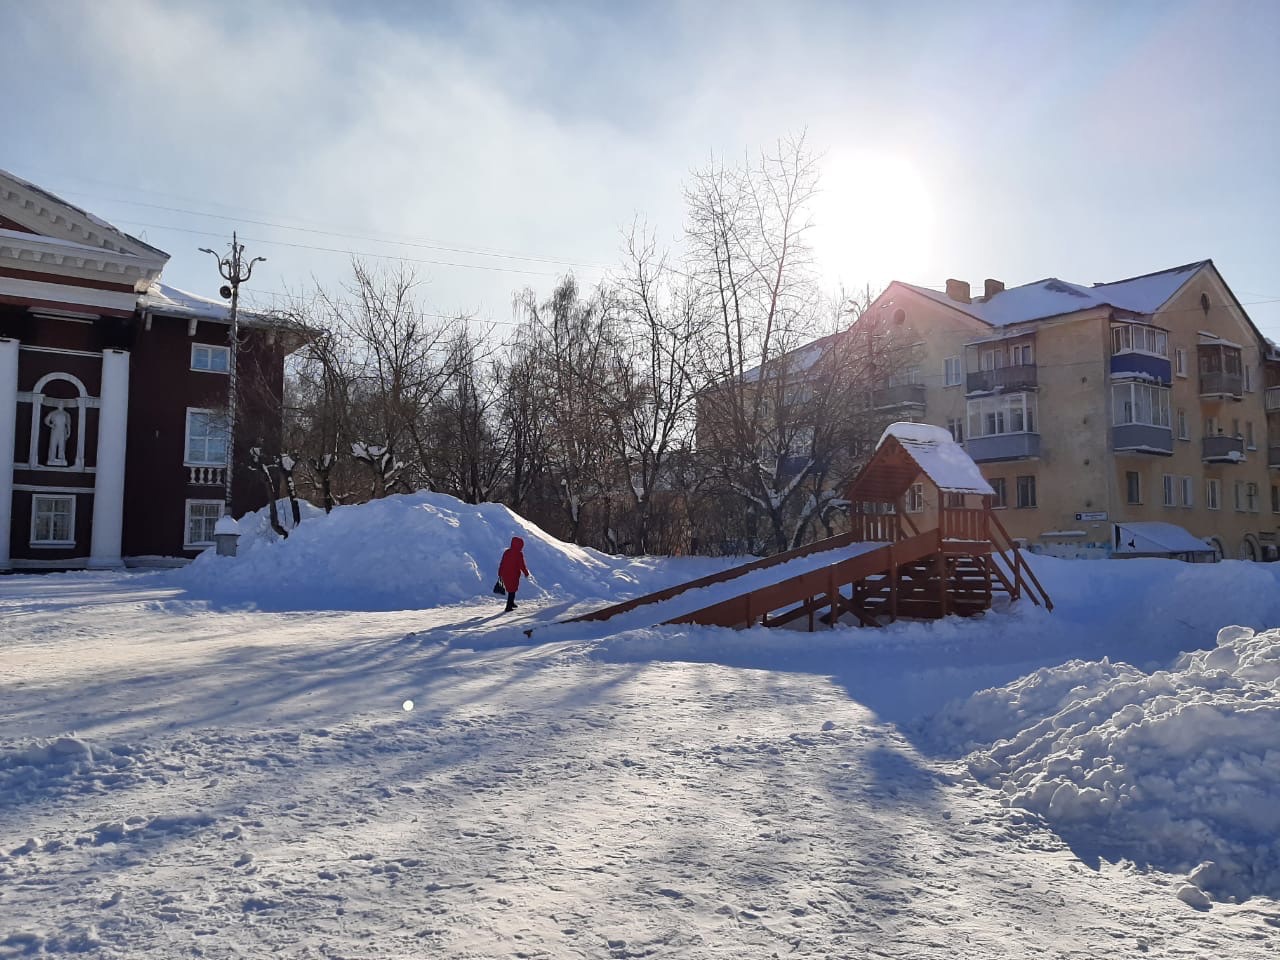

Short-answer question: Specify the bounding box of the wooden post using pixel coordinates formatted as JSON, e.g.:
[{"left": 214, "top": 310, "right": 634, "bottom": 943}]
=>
[{"left": 888, "top": 543, "right": 898, "bottom": 623}]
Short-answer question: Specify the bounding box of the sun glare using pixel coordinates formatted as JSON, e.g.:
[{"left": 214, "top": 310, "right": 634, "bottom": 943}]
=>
[{"left": 811, "top": 148, "right": 936, "bottom": 293}]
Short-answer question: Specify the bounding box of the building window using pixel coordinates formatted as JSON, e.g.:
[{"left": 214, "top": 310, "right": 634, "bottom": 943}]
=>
[
  {"left": 185, "top": 409, "right": 229, "bottom": 466},
  {"left": 1273, "top": 484, "right": 1280, "bottom": 514},
  {"left": 1126, "top": 471, "right": 1142, "bottom": 505},
  {"left": 1015, "top": 475, "right": 1037, "bottom": 508},
  {"left": 967, "top": 392, "right": 1037, "bottom": 438},
  {"left": 907, "top": 482, "right": 925, "bottom": 513},
  {"left": 191, "top": 343, "right": 231, "bottom": 373},
  {"left": 1176, "top": 408, "right": 1189, "bottom": 441},
  {"left": 1010, "top": 342, "right": 1033, "bottom": 366},
  {"left": 1246, "top": 421, "right": 1256, "bottom": 449},
  {"left": 1247, "top": 482, "right": 1259, "bottom": 513},
  {"left": 1111, "top": 323, "right": 1169, "bottom": 358},
  {"left": 1206, "top": 478, "right": 1221, "bottom": 511},
  {"left": 1234, "top": 481, "right": 1244, "bottom": 512},
  {"left": 1111, "top": 382, "right": 1171, "bottom": 428},
  {"left": 944, "top": 492, "right": 966, "bottom": 509},
  {"left": 185, "top": 500, "right": 223, "bottom": 548},
  {"left": 946, "top": 417, "right": 964, "bottom": 442},
  {"left": 1245, "top": 365, "right": 1253, "bottom": 392},
  {"left": 31, "top": 495, "right": 75, "bottom": 545},
  {"left": 1181, "top": 476, "right": 1193, "bottom": 508},
  {"left": 990, "top": 477, "right": 1007, "bottom": 509},
  {"left": 1175, "top": 348, "right": 1187, "bottom": 377},
  {"left": 944, "top": 356, "right": 962, "bottom": 386},
  {"left": 1162, "top": 474, "right": 1175, "bottom": 507}
]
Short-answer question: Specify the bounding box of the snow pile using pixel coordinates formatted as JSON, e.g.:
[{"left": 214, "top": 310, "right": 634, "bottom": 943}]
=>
[
  {"left": 936, "top": 625, "right": 1280, "bottom": 902},
  {"left": 170, "top": 492, "right": 669, "bottom": 611}
]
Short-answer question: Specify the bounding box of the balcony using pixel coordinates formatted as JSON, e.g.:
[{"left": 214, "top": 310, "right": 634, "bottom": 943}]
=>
[
  {"left": 188, "top": 465, "right": 227, "bottom": 485},
  {"left": 965, "top": 431, "right": 1040, "bottom": 463},
  {"left": 1200, "top": 371, "right": 1244, "bottom": 399},
  {"left": 966, "top": 363, "right": 1038, "bottom": 395},
  {"left": 1112, "top": 424, "right": 1173, "bottom": 456},
  {"left": 870, "top": 383, "right": 926, "bottom": 411},
  {"left": 1266, "top": 386, "right": 1280, "bottom": 412},
  {"left": 1201, "top": 434, "right": 1246, "bottom": 463},
  {"left": 1110, "top": 352, "right": 1171, "bottom": 383}
]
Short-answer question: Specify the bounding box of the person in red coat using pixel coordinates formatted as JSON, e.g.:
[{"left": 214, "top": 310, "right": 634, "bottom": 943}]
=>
[{"left": 497, "top": 536, "right": 530, "bottom": 612}]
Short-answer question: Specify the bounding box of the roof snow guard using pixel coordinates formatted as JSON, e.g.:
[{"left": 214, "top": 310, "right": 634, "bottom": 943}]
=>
[{"left": 847, "top": 422, "right": 995, "bottom": 504}]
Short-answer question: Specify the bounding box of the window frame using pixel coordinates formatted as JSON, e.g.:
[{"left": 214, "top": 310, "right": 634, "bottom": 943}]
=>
[
  {"left": 1162, "top": 474, "right": 1175, "bottom": 508},
  {"left": 184, "top": 499, "right": 225, "bottom": 549},
  {"left": 989, "top": 477, "right": 1007, "bottom": 509},
  {"left": 185, "top": 408, "right": 230, "bottom": 467},
  {"left": 1174, "top": 347, "right": 1188, "bottom": 378},
  {"left": 906, "top": 482, "right": 925, "bottom": 514},
  {"left": 190, "top": 343, "right": 231, "bottom": 374},
  {"left": 1111, "top": 322, "right": 1169, "bottom": 359},
  {"left": 944, "top": 356, "right": 962, "bottom": 387},
  {"left": 1015, "top": 474, "right": 1037, "bottom": 509},
  {"left": 30, "top": 494, "right": 76, "bottom": 546},
  {"left": 1180, "top": 476, "right": 1194, "bottom": 509},
  {"left": 966, "top": 392, "right": 1037, "bottom": 439},
  {"left": 1125, "top": 470, "right": 1142, "bottom": 505},
  {"left": 1176, "top": 408, "right": 1189, "bottom": 441},
  {"left": 1206, "top": 478, "right": 1221, "bottom": 511}
]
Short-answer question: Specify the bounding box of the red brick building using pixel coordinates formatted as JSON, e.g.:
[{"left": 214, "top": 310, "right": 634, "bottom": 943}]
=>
[{"left": 0, "top": 168, "right": 292, "bottom": 569}]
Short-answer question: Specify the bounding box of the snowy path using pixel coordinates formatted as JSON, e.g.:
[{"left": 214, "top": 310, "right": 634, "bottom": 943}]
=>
[{"left": 2, "top": 573, "right": 1278, "bottom": 958}]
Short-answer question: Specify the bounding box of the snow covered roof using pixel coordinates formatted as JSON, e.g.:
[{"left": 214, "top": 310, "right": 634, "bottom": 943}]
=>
[
  {"left": 139, "top": 282, "right": 275, "bottom": 327},
  {"left": 898, "top": 260, "right": 1209, "bottom": 329},
  {"left": 873, "top": 421, "right": 995, "bottom": 496},
  {"left": 1113, "top": 521, "right": 1216, "bottom": 557}
]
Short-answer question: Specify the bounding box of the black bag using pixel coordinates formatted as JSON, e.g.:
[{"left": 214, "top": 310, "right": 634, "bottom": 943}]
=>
[{"left": 493, "top": 579, "right": 505, "bottom": 595}]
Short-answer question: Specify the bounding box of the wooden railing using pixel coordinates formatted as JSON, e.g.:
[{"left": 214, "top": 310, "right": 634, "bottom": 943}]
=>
[
  {"left": 986, "top": 510, "right": 1054, "bottom": 611},
  {"left": 940, "top": 507, "right": 988, "bottom": 542},
  {"left": 849, "top": 511, "right": 901, "bottom": 543}
]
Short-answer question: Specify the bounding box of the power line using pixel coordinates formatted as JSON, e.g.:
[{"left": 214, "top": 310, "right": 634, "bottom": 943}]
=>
[{"left": 59, "top": 189, "right": 614, "bottom": 271}]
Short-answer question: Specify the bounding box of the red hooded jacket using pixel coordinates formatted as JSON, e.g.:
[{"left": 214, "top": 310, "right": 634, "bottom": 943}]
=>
[{"left": 498, "top": 536, "right": 529, "bottom": 593}]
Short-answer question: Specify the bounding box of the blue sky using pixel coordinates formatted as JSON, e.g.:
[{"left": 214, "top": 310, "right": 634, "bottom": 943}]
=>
[{"left": 5, "top": 0, "right": 1280, "bottom": 337}]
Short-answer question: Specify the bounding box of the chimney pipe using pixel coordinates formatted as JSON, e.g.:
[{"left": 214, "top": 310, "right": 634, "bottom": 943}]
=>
[
  {"left": 945, "top": 278, "right": 971, "bottom": 304},
  {"left": 984, "top": 278, "right": 1005, "bottom": 299}
]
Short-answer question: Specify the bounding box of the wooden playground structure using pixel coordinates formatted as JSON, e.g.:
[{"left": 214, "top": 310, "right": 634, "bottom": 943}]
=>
[{"left": 563, "top": 424, "right": 1052, "bottom": 632}]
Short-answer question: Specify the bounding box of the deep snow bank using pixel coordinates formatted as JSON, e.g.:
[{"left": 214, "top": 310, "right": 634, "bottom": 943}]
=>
[
  {"left": 170, "top": 492, "right": 724, "bottom": 611},
  {"left": 933, "top": 625, "right": 1280, "bottom": 902}
]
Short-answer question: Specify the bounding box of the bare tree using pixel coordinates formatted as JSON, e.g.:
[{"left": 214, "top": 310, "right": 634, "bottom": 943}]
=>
[
  {"left": 515, "top": 276, "right": 615, "bottom": 544},
  {"left": 685, "top": 135, "right": 830, "bottom": 553},
  {"left": 604, "top": 224, "right": 706, "bottom": 553}
]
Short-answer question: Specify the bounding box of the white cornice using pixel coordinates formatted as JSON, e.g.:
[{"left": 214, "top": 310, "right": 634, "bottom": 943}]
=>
[
  {"left": 0, "top": 172, "right": 168, "bottom": 282},
  {"left": 0, "top": 276, "right": 139, "bottom": 314},
  {"left": 0, "top": 230, "right": 155, "bottom": 286}
]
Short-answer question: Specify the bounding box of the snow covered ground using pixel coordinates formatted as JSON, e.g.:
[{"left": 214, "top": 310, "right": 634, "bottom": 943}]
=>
[{"left": 2, "top": 492, "right": 1280, "bottom": 957}]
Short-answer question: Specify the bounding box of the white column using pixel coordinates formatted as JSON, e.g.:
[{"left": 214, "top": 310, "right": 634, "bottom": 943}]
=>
[
  {"left": 89, "top": 348, "right": 130, "bottom": 568},
  {"left": 0, "top": 338, "right": 18, "bottom": 570}
]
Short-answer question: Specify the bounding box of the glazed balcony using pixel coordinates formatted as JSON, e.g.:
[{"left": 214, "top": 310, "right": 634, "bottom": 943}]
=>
[
  {"left": 966, "top": 363, "right": 1038, "bottom": 395},
  {"left": 1200, "top": 371, "right": 1244, "bottom": 400},
  {"left": 1112, "top": 424, "right": 1173, "bottom": 456},
  {"left": 965, "top": 431, "right": 1040, "bottom": 463},
  {"left": 1201, "top": 434, "right": 1246, "bottom": 463}
]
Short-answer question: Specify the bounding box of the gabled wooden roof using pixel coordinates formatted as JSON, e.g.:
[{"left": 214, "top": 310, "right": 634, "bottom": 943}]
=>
[{"left": 846, "top": 423, "right": 994, "bottom": 504}]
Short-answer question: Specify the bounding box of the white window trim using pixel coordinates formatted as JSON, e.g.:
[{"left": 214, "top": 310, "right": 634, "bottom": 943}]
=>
[
  {"left": 1125, "top": 471, "right": 1142, "bottom": 505},
  {"left": 1111, "top": 322, "right": 1170, "bottom": 359},
  {"left": 191, "top": 343, "right": 231, "bottom": 374},
  {"left": 1162, "top": 474, "right": 1175, "bottom": 508},
  {"left": 1206, "top": 478, "right": 1221, "bottom": 511},
  {"left": 185, "top": 407, "right": 229, "bottom": 467},
  {"left": 907, "top": 482, "right": 925, "bottom": 513},
  {"left": 1180, "top": 476, "right": 1193, "bottom": 509},
  {"left": 1111, "top": 381, "right": 1172, "bottom": 428},
  {"left": 1015, "top": 475, "right": 1037, "bottom": 509},
  {"left": 1176, "top": 409, "right": 1189, "bottom": 441},
  {"left": 30, "top": 494, "right": 76, "bottom": 547},
  {"left": 184, "top": 499, "right": 225, "bottom": 549},
  {"left": 1174, "top": 348, "right": 1188, "bottom": 378},
  {"left": 967, "top": 392, "right": 1037, "bottom": 439},
  {"left": 944, "top": 356, "right": 962, "bottom": 387}
]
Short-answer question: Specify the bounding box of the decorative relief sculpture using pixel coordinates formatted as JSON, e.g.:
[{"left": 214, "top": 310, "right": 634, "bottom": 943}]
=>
[{"left": 43, "top": 402, "right": 72, "bottom": 466}]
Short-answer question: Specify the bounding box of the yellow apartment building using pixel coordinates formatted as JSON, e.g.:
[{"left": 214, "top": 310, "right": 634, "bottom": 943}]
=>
[{"left": 860, "top": 260, "right": 1278, "bottom": 560}]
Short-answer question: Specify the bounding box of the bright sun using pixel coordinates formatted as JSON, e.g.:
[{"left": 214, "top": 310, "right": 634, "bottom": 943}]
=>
[{"left": 810, "top": 147, "right": 936, "bottom": 295}]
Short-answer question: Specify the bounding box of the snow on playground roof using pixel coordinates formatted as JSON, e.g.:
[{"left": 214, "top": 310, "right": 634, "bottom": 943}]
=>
[
  {"left": 1113, "top": 521, "right": 1216, "bottom": 556},
  {"left": 878, "top": 422, "right": 995, "bottom": 495}
]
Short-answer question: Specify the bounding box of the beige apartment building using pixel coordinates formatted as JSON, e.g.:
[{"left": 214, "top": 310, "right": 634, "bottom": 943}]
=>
[{"left": 861, "top": 260, "right": 1278, "bottom": 560}]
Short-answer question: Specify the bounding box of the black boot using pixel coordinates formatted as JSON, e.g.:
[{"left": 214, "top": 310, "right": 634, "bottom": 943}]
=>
[{"left": 505, "top": 592, "right": 517, "bottom": 612}]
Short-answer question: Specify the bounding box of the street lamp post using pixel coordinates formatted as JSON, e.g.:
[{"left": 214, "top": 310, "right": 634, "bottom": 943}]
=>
[{"left": 198, "top": 232, "right": 265, "bottom": 517}]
